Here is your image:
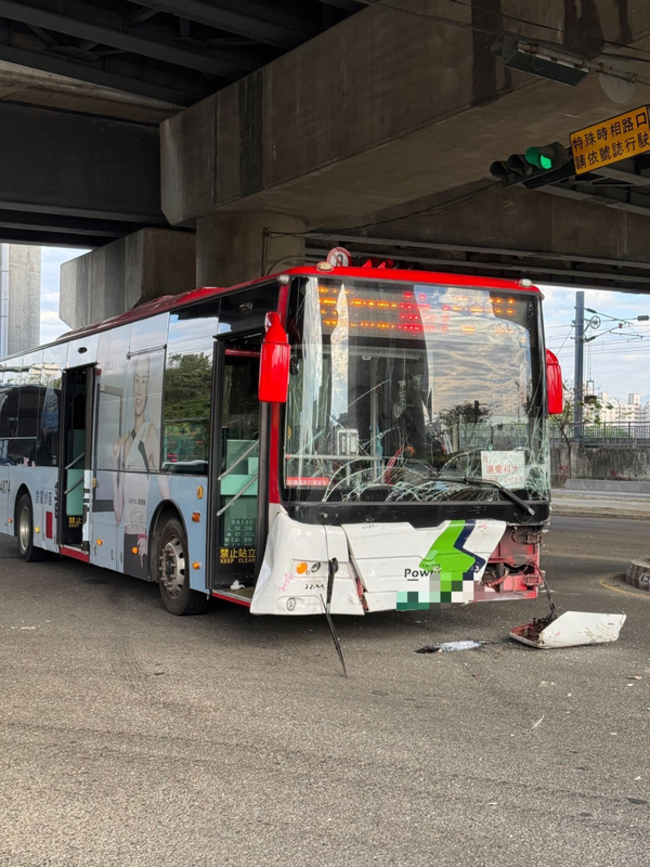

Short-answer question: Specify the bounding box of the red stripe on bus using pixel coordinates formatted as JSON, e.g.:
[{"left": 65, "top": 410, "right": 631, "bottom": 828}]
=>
[
  {"left": 60, "top": 267, "right": 540, "bottom": 345},
  {"left": 60, "top": 546, "right": 90, "bottom": 563},
  {"left": 211, "top": 592, "right": 252, "bottom": 608}
]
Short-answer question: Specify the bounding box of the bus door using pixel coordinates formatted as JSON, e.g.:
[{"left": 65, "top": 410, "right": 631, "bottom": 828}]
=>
[
  {"left": 58, "top": 364, "right": 94, "bottom": 551},
  {"left": 211, "top": 337, "right": 261, "bottom": 590}
]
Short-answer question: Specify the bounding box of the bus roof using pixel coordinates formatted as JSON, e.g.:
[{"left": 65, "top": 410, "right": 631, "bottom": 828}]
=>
[{"left": 9, "top": 265, "right": 542, "bottom": 356}]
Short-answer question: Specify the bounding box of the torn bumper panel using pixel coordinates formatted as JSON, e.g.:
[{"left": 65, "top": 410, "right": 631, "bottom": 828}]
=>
[
  {"left": 510, "top": 611, "right": 626, "bottom": 648},
  {"left": 251, "top": 515, "right": 511, "bottom": 615}
]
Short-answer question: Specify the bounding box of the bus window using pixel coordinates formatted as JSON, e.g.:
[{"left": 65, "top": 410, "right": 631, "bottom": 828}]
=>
[
  {"left": 37, "top": 344, "right": 66, "bottom": 468},
  {"left": 0, "top": 384, "right": 18, "bottom": 441},
  {"left": 162, "top": 347, "right": 213, "bottom": 474},
  {"left": 3, "top": 355, "right": 39, "bottom": 466},
  {"left": 0, "top": 357, "right": 21, "bottom": 439},
  {"left": 17, "top": 352, "right": 43, "bottom": 440},
  {"left": 161, "top": 308, "right": 218, "bottom": 475}
]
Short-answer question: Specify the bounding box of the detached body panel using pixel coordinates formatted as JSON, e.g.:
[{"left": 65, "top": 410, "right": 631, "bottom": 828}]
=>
[{"left": 510, "top": 611, "right": 626, "bottom": 648}]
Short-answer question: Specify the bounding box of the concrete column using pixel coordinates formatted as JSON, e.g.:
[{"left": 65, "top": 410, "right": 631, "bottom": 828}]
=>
[
  {"left": 60, "top": 228, "right": 195, "bottom": 330},
  {"left": 5, "top": 245, "right": 40, "bottom": 355},
  {"left": 196, "top": 211, "right": 305, "bottom": 287}
]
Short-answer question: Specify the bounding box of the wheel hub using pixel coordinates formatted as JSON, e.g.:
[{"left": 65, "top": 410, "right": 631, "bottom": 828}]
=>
[
  {"left": 18, "top": 505, "right": 30, "bottom": 554},
  {"left": 160, "top": 535, "right": 185, "bottom": 599}
]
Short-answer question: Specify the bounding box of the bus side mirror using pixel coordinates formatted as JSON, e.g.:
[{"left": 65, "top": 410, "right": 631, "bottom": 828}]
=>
[
  {"left": 546, "top": 349, "right": 563, "bottom": 415},
  {"left": 259, "top": 312, "right": 290, "bottom": 403}
]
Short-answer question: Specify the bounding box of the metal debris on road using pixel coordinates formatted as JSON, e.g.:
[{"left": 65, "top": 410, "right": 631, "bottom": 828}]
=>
[{"left": 416, "top": 639, "right": 485, "bottom": 653}]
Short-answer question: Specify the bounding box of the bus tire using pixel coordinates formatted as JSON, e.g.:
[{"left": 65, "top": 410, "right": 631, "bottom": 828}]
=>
[
  {"left": 16, "top": 492, "right": 49, "bottom": 562},
  {"left": 156, "top": 515, "right": 208, "bottom": 616}
]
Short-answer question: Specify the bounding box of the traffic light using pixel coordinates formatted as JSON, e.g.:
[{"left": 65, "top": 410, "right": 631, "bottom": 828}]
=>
[
  {"left": 525, "top": 143, "right": 570, "bottom": 170},
  {"left": 489, "top": 153, "right": 534, "bottom": 185},
  {"left": 490, "top": 142, "right": 574, "bottom": 188}
]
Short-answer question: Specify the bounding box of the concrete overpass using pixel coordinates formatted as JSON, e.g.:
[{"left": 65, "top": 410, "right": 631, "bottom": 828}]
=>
[
  {"left": 0, "top": 0, "right": 360, "bottom": 249},
  {"left": 2, "top": 2, "right": 650, "bottom": 325}
]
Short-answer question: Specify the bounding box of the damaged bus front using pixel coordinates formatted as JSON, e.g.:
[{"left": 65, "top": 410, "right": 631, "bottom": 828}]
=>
[{"left": 251, "top": 268, "right": 562, "bottom": 615}]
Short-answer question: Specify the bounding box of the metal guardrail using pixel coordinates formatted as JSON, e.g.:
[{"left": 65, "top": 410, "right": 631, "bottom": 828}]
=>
[
  {"left": 550, "top": 422, "right": 650, "bottom": 445},
  {"left": 437, "top": 422, "right": 650, "bottom": 447}
]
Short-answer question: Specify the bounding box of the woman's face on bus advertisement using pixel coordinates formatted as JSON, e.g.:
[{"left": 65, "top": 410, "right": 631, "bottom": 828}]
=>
[{"left": 133, "top": 357, "right": 150, "bottom": 416}]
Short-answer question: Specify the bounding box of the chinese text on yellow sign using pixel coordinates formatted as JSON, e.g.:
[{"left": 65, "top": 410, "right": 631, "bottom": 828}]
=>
[{"left": 570, "top": 106, "right": 650, "bottom": 175}]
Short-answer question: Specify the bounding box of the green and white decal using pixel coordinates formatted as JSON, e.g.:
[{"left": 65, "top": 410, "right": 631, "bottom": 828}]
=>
[{"left": 397, "top": 520, "right": 485, "bottom": 609}]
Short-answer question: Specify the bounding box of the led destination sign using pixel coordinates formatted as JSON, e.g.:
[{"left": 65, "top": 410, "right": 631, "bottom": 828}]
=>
[{"left": 318, "top": 283, "right": 519, "bottom": 337}]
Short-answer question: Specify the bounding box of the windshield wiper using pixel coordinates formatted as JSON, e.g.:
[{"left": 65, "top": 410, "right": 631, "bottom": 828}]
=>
[{"left": 439, "top": 474, "right": 535, "bottom": 516}]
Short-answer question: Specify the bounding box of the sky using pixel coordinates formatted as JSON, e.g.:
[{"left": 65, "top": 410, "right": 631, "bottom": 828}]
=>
[
  {"left": 541, "top": 284, "right": 650, "bottom": 401},
  {"left": 39, "top": 247, "right": 650, "bottom": 402},
  {"left": 40, "top": 246, "right": 89, "bottom": 345}
]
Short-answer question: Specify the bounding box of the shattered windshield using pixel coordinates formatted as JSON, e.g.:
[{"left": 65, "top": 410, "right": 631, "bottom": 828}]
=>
[{"left": 284, "top": 277, "right": 548, "bottom": 504}]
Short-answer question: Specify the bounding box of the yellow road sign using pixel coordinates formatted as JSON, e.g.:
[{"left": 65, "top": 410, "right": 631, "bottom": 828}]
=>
[{"left": 571, "top": 106, "right": 650, "bottom": 174}]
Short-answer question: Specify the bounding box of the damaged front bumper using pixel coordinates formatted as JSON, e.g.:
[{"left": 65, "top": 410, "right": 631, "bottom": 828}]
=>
[{"left": 250, "top": 514, "right": 542, "bottom": 615}]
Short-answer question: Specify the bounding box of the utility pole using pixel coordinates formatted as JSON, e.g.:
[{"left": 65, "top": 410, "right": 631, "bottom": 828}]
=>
[{"left": 574, "top": 290, "right": 585, "bottom": 440}]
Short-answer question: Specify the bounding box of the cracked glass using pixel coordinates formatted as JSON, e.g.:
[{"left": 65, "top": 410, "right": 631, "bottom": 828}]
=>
[{"left": 284, "top": 276, "right": 548, "bottom": 505}]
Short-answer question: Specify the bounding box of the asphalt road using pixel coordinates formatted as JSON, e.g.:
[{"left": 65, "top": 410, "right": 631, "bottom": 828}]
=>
[{"left": 1, "top": 517, "right": 649, "bottom": 867}]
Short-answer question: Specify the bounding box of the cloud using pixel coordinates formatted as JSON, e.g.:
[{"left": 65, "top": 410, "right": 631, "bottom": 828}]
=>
[
  {"left": 40, "top": 247, "right": 89, "bottom": 344},
  {"left": 41, "top": 324, "right": 69, "bottom": 344},
  {"left": 40, "top": 309, "right": 63, "bottom": 322}
]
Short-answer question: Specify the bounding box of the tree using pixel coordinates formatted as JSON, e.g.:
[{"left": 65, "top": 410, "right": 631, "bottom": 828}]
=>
[
  {"left": 583, "top": 392, "right": 612, "bottom": 426},
  {"left": 550, "top": 382, "right": 612, "bottom": 481},
  {"left": 163, "top": 353, "right": 212, "bottom": 465},
  {"left": 550, "top": 380, "right": 574, "bottom": 480},
  {"left": 164, "top": 352, "right": 212, "bottom": 421}
]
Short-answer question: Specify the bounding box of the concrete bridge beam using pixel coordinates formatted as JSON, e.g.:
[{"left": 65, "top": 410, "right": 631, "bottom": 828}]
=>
[
  {"left": 196, "top": 211, "right": 305, "bottom": 287},
  {"left": 308, "top": 182, "right": 650, "bottom": 291},
  {"left": 161, "top": 0, "right": 650, "bottom": 232},
  {"left": 0, "top": 102, "right": 165, "bottom": 246}
]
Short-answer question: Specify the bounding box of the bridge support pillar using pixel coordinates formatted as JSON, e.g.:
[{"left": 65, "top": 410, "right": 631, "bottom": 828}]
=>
[
  {"left": 60, "top": 228, "right": 195, "bottom": 330},
  {"left": 196, "top": 211, "right": 305, "bottom": 287}
]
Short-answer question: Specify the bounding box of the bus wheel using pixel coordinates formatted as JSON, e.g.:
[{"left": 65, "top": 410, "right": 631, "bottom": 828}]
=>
[
  {"left": 16, "top": 493, "right": 49, "bottom": 562},
  {"left": 156, "top": 516, "right": 208, "bottom": 616}
]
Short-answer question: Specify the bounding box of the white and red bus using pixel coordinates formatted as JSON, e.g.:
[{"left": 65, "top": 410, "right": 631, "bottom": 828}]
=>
[{"left": 0, "top": 260, "right": 562, "bottom": 617}]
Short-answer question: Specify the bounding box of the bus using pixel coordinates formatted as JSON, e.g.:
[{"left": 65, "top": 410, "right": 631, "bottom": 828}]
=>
[{"left": 0, "top": 258, "right": 563, "bottom": 617}]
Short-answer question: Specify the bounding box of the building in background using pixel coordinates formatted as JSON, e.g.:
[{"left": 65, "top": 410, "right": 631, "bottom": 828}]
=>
[
  {"left": 0, "top": 244, "right": 41, "bottom": 356},
  {"left": 597, "top": 391, "right": 650, "bottom": 424}
]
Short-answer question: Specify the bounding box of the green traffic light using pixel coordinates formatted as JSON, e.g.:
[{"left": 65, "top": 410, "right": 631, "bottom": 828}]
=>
[{"left": 525, "top": 146, "right": 553, "bottom": 170}]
